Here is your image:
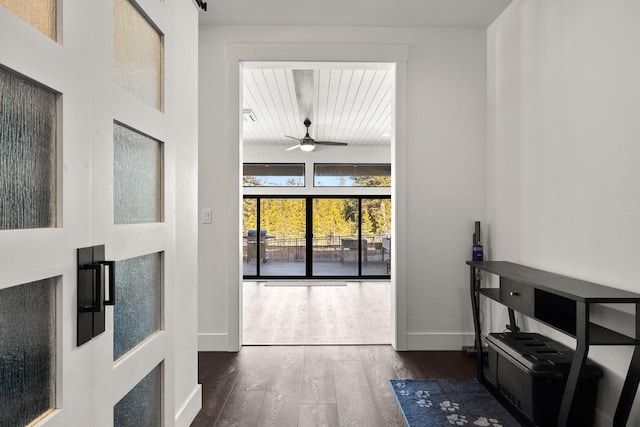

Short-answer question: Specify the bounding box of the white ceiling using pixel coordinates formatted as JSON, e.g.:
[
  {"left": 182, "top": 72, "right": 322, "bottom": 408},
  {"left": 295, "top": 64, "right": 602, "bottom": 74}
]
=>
[
  {"left": 198, "top": 0, "right": 512, "bottom": 28},
  {"left": 243, "top": 63, "right": 394, "bottom": 148}
]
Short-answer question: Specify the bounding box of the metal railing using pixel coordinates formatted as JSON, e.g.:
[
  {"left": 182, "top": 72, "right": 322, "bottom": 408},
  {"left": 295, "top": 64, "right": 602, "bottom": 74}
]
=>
[{"left": 243, "top": 234, "right": 390, "bottom": 263}]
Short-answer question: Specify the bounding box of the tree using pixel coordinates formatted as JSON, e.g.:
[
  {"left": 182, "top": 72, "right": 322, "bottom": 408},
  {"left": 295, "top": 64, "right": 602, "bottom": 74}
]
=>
[
  {"left": 361, "top": 209, "right": 374, "bottom": 237},
  {"left": 242, "top": 198, "right": 257, "bottom": 234},
  {"left": 352, "top": 175, "right": 391, "bottom": 187},
  {"left": 243, "top": 176, "right": 263, "bottom": 186},
  {"left": 313, "top": 199, "right": 356, "bottom": 244}
]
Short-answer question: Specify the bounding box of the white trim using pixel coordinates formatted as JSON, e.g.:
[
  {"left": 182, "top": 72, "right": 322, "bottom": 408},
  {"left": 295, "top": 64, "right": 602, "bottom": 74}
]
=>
[
  {"left": 406, "top": 332, "right": 476, "bottom": 351},
  {"left": 113, "top": 332, "right": 166, "bottom": 404},
  {"left": 227, "top": 59, "right": 243, "bottom": 352},
  {"left": 226, "top": 43, "right": 409, "bottom": 62},
  {"left": 198, "top": 333, "right": 230, "bottom": 351},
  {"left": 243, "top": 61, "right": 395, "bottom": 70},
  {"left": 391, "top": 60, "right": 407, "bottom": 350},
  {"left": 174, "top": 384, "right": 202, "bottom": 427},
  {"left": 226, "top": 42, "right": 409, "bottom": 352}
]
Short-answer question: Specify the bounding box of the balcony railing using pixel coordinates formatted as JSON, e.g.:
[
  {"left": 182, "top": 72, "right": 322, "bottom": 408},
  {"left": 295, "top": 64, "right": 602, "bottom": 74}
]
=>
[{"left": 243, "top": 234, "right": 390, "bottom": 263}]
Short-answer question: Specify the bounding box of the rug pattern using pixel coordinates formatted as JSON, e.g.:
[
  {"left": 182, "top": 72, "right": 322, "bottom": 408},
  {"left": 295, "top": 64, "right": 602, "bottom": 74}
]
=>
[{"left": 390, "top": 379, "right": 522, "bottom": 427}]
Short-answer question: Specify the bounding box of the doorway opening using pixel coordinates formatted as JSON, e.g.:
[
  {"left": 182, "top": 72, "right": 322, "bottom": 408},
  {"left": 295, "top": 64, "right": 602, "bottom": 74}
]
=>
[
  {"left": 234, "top": 52, "right": 405, "bottom": 348},
  {"left": 240, "top": 61, "right": 394, "bottom": 346}
]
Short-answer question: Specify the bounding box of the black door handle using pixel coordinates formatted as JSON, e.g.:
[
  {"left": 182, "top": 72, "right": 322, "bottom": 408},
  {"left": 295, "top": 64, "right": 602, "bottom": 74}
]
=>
[
  {"left": 77, "top": 245, "right": 115, "bottom": 346},
  {"left": 100, "top": 260, "right": 116, "bottom": 305},
  {"left": 79, "top": 264, "right": 104, "bottom": 313}
]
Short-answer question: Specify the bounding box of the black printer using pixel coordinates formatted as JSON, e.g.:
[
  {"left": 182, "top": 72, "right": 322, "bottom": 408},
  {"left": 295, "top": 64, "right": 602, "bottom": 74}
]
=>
[{"left": 485, "top": 332, "right": 602, "bottom": 426}]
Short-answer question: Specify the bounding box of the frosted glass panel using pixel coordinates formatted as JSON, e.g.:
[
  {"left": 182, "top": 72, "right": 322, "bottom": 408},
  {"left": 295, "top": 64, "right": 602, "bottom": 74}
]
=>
[
  {"left": 0, "top": 278, "right": 56, "bottom": 426},
  {"left": 114, "top": 253, "right": 161, "bottom": 360},
  {"left": 113, "top": 123, "right": 162, "bottom": 224},
  {"left": 113, "top": 0, "right": 163, "bottom": 109},
  {"left": 114, "top": 364, "right": 162, "bottom": 427},
  {"left": 0, "top": 66, "right": 57, "bottom": 230},
  {"left": 0, "top": 0, "right": 56, "bottom": 40}
]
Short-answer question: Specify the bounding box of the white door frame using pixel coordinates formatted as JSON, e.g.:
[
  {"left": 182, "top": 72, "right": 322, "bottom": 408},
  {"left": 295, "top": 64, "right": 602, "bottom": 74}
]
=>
[{"left": 225, "top": 43, "right": 409, "bottom": 350}]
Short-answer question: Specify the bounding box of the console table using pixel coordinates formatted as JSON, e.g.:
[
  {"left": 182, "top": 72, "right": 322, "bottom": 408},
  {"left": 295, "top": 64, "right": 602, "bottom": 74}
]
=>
[{"left": 468, "top": 260, "right": 640, "bottom": 426}]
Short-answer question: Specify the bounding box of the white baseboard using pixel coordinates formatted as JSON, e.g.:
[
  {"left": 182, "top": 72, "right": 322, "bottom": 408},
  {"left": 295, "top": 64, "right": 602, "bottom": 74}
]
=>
[
  {"left": 198, "top": 333, "right": 228, "bottom": 351},
  {"left": 405, "top": 332, "right": 475, "bottom": 350},
  {"left": 174, "top": 384, "right": 202, "bottom": 427}
]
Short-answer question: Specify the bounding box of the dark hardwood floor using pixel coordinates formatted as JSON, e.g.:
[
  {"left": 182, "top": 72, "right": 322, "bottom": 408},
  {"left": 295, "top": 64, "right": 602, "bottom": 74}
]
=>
[{"left": 191, "top": 345, "right": 477, "bottom": 427}]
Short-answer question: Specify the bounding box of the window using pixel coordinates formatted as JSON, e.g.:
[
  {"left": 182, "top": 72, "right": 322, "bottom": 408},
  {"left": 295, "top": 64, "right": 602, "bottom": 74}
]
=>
[
  {"left": 0, "top": 278, "right": 56, "bottom": 425},
  {"left": 314, "top": 163, "right": 391, "bottom": 187},
  {"left": 0, "top": 65, "right": 57, "bottom": 230},
  {"left": 114, "top": 364, "right": 162, "bottom": 426},
  {"left": 0, "top": 0, "right": 57, "bottom": 39},
  {"left": 113, "top": 122, "right": 163, "bottom": 224},
  {"left": 243, "top": 196, "right": 391, "bottom": 278},
  {"left": 113, "top": 0, "right": 163, "bottom": 110},
  {"left": 113, "top": 253, "right": 162, "bottom": 361},
  {"left": 243, "top": 163, "right": 305, "bottom": 187}
]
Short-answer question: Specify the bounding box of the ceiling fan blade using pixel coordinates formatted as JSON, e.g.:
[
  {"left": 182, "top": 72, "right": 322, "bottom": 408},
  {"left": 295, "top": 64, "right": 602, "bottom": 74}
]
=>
[
  {"left": 314, "top": 141, "right": 348, "bottom": 146},
  {"left": 286, "top": 144, "right": 301, "bottom": 151},
  {"left": 284, "top": 135, "right": 301, "bottom": 141},
  {"left": 292, "top": 70, "right": 314, "bottom": 124}
]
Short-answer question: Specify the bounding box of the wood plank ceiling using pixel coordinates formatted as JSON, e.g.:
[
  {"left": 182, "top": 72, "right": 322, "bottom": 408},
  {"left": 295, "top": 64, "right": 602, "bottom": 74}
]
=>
[{"left": 242, "top": 66, "right": 393, "bottom": 148}]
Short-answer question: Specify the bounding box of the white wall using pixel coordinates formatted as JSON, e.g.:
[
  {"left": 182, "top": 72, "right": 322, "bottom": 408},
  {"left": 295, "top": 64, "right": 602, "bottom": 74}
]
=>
[
  {"left": 487, "top": 0, "right": 640, "bottom": 424},
  {"left": 199, "top": 25, "right": 487, "bottom": 351}
]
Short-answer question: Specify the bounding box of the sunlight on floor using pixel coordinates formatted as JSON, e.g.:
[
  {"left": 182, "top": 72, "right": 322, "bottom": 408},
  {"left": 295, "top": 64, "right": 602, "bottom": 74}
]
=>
[{"left": 243, "top": 281, "right": 391, "bottom": 345}]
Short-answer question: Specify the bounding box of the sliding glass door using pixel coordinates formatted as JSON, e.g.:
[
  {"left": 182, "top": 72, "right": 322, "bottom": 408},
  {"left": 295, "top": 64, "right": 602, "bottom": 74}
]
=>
[
  {"left": 243, "top": 197, "right": 306, "bottom": 277},
  {"left": 312, "top": 198, "right": 359, "bottom": 276},
  {"left": 243, "top": 196, "right": 390, "bottom": 279}
]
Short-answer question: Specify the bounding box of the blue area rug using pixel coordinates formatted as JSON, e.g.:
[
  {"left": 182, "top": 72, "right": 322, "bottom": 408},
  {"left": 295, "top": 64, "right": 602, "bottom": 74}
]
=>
[{"left": 390, "top": 379, "right": 522, "bottom": 427}]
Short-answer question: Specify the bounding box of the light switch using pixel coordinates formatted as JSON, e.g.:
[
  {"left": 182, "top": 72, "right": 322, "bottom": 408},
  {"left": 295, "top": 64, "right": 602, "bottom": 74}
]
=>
[{"left": 202, "top": 209, "right": 212, "bottom": 224}]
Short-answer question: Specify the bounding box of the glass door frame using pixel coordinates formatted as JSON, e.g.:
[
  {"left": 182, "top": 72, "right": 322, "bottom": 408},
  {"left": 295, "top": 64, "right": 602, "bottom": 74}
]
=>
[{"left": 243, "top": 195, "right": 391, "bottom": 280}]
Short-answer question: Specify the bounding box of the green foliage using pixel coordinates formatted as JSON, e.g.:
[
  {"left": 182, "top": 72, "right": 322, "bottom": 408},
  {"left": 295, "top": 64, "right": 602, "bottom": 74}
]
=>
[
  {"left": 261, "top": 199, "right": 306, "bottom": 238},
  {"left": 352, "top": 175, "right": 391, "bottom": 187},
  {"left": 243, "top": 197, "right": 392, "bottom": 240},
  {"left": 313, "top": 199, "right": 356, "bottom": 239},
  {"left": 242, "top": 199, "right": 257, "bottom": 234}
]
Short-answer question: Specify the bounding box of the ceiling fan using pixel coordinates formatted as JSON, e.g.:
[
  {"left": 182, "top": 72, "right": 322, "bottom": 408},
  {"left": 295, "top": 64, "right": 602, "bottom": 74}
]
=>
[{"left": 285, "top": 118, "right": 348, "bottom": 152}]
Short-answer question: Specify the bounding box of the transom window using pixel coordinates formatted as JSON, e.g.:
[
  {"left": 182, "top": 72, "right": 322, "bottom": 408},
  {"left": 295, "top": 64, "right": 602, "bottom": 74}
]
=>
[
  {"left": 314, "top": 163, "right": 391, "bottom": 187},
  {"left": 243, "top": 163, "right": 305, "bottom": 187}
]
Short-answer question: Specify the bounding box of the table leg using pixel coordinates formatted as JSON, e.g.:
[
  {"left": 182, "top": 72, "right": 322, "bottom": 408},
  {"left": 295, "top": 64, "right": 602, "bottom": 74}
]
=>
[
  {"left": 508, "top": 308, "right": 518, "bottom": 332},
  {"left": 557, "top": 302, "right": 589, "bottom": 427},
  {"left": 613, "top": 303, "right": 640, "bottom": 426},
  {"left": 470, "top": 266, "right": 483, "bottom": 381}
]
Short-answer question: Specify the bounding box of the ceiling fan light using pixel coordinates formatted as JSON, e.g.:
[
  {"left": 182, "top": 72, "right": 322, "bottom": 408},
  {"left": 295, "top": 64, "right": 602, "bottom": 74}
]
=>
[{"left": 300, "top": 143, "right": 315, "bottom": 152}]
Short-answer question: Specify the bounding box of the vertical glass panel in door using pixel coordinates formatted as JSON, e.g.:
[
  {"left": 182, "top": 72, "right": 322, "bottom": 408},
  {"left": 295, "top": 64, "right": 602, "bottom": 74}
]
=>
[
  {"left": 0, "top": 66, "right": 57, "bottom": 230},
  {"left": 114, "top": 253, "right": 162, "bottom": 360},
  {"left": 361, "top": 198, "right": 392, "bottom": 276},
  {"left": 0, "top": 0, "right": 57, "bottom": 39},
  {"left": 312, "top": 198, "right": 359, "bottom": 276},
  {"left": 259, "top": 198, "right": 306, "bottom": 277},
  {"left": 114, "top": 363, "right": 162, "bottom": 427},
  {"left": 113, "top": 0, "right": 163, "bottom": 110},
  {"left": 0, "top": 278, "right": 56, "bottom": 426},
  {"left": 242, "top": 198, "right": 257, "bottom": 276},
  {"left": 113, "top": 123, "right": 163, "bottom": 224}
]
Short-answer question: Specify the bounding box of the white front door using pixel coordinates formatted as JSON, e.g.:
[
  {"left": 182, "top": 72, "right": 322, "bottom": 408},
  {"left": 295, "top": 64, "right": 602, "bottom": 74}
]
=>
[{"left": 0, "top": 1, "right": 200, "bottom": 425}]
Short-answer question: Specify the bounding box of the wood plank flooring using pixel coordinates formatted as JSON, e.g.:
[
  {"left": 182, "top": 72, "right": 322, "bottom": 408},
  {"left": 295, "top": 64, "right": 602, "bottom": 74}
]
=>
[
  {"left": 243, "top": 281, "right": 391, "bottom": 345},
  {"left": 191, "top": 345, "right": 477, "bottom": 427}
]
